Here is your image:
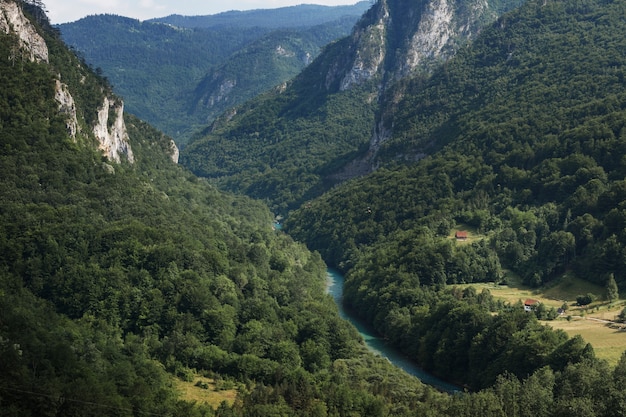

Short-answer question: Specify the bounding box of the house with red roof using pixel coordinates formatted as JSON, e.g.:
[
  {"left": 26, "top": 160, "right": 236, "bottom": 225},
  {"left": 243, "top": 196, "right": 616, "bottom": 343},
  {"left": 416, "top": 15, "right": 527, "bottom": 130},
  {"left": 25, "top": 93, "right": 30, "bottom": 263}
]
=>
[{"left": 524, "top": 299, "right": 540, "bottom": 312}]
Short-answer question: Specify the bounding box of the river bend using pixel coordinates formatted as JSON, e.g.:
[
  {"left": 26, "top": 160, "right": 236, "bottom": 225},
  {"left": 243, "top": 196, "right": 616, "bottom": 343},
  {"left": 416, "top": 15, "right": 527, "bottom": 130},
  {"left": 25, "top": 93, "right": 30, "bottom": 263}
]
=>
[{"left": 326, "top": 268, "right": 460, "bottom": 393}]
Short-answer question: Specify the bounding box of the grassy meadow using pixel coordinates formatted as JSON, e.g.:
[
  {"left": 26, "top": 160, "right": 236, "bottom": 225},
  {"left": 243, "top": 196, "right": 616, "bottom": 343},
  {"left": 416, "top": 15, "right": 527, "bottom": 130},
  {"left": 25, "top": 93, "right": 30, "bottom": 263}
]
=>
[
  {"left": 174, "top": 375, "right": 238, "bottom": 408},
  {"left": 461, "top": 270, "right": 626, "bottom": 366}
]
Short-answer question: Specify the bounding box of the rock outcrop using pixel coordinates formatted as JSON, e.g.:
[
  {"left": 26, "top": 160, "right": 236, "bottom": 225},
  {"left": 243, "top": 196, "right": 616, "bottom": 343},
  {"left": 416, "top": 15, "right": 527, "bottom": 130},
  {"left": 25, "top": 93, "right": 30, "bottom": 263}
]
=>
[
  {"left": 93, "top": 97, "right": 135, "bottom": 163},
  {"left": 0, "top": 0, "right": 48, "bottom": 62},
  {"left": 54, "top": 80, "right": 79, "bottom": 138},
  {"left": 0, "top": 1, "right": 79, "bottom": 140},
  {"left": 168, "top": 139, "right": 179, "bottom": 164}
]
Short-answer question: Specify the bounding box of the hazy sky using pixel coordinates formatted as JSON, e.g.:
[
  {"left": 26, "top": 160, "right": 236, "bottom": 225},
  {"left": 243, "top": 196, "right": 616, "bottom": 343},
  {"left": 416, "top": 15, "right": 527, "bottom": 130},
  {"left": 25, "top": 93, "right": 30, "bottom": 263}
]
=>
[{"left": 44, "top": 0, "right": 365, "bottom": 24}]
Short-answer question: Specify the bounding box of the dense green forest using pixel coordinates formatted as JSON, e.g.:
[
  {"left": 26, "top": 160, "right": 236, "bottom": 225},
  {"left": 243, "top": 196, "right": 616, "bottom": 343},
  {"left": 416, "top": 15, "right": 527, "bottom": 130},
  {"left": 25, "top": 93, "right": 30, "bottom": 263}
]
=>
[
  {"left": 182, "top": 42, "right": 379, "bottom": 214},
  {"left": 282, "top": 0, "right": 626, "bottom": 393},
  {"left": 58, "top": 5, "right": 368, "bottom": 143},
  {"left": 7, "top": 0, "right": 626, "bottom": 415},
  {"left": 180, "top": 0, "right": 526, "bottom": 215}
]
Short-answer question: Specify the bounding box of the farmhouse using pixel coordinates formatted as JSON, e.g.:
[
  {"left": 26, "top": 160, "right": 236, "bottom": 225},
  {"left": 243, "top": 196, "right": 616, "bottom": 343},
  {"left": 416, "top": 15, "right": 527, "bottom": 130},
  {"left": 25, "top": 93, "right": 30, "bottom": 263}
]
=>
[
  {"left": 524, "top": 299, "right": 540, "bottom": 312},
  {"left": 455, "top": 231, "right": 468, "bottom": 240}
]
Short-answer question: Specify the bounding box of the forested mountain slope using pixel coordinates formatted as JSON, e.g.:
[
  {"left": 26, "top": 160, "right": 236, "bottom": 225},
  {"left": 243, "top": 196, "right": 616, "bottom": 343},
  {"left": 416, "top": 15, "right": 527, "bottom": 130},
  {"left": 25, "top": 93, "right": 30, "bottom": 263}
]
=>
[
  {"left": 6, "top": 1, "right": 626, "bottom": 415},
  {"left": 283, "top": 0, "right": 626, "bottom": 391},
  {"left": 181, "top": 0, "right": 524, "bottom": 214},
  {"left": 0, "top": 1, "right": 433, "bottom": 415},
  {"left": 58, "top": 4, "right": 369, "bottom": 143},
  {"left": 149, "top": 2, "right": 372, "bottom": 29}
]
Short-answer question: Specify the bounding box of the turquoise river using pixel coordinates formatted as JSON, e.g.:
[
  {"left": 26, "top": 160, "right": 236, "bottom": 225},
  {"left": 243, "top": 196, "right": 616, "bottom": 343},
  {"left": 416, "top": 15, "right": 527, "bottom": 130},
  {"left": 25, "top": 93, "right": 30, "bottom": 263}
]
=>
[{"left": 326, "top": 268, "right": 461, "bottom": 393}]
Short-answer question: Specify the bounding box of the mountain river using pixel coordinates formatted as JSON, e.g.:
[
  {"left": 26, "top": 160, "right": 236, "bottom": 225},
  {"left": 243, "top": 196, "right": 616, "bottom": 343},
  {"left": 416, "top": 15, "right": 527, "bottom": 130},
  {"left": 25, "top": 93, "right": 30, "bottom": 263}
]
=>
[{"left": 326, "top": 268, "right": 461, "bottom": 393}]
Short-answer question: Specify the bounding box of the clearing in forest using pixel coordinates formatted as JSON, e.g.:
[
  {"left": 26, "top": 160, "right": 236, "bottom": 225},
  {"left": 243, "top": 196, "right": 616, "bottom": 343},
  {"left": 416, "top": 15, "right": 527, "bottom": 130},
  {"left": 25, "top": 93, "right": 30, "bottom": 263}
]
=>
[
  {"left": 463, "top": 272, "right": 626, "bottom": 366},
  {"left": 174, "top": 375, "right": 238, "bottom": 407}
]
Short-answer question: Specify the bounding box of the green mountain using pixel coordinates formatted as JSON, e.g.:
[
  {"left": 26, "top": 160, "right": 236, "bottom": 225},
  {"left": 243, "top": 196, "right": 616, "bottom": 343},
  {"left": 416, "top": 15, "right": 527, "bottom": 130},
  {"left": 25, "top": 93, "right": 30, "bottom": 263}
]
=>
[
  {"left": 148, "top": 2, "right": 373, "bottom": 29},
  {"left": 181, "top": 0, "right": 525, "bottom": 214},
  {"left": 7, "top": 0, "right": 626, "bottom": 414},
  {"left": 180, "top": 0, "right": 626, "bottom": 395},
  {"left": 57, "top": 3, "right": 370, "bottom": 143},
  {"left": 283, "top": 0, "right": 626, "bottom": 389},
  {"left": 0, "top": 1, "right": 433, "bottom": 415}
]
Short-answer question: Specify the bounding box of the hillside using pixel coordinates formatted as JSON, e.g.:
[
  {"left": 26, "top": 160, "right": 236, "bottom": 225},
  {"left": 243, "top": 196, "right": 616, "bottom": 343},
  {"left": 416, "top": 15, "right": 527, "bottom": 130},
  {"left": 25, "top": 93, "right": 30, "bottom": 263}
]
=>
[
  {"left": 57, "top": 3, "right": 370, "bottom": 143},
  {"left": 6, "top": 0, "right": 626, "bottom": 414},
  {"left": 1, "top": 1, "right": 443, "bottom": 415},
  {"left": 281, "top": 0, "right": 626, "bottom": 391},
  {"left": 181, "top": 0, "right": 525, "bottom": 213}
]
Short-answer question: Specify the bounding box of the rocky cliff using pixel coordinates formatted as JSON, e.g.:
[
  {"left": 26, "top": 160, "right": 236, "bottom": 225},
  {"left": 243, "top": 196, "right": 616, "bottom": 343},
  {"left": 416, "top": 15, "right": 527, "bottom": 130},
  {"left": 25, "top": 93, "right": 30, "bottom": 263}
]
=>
[
  {"left": 0, "top": 0, "right": 47, "bottom": 62},
  {"left": 0, "top": 0, "right": 137, "bottom": 164},
  {"left": 181, "top": 0, "right": 524, "bottom": 211},
  {"left": 326, "top": 0, "right": 510, "bottom": 93},
  {"left": 326, "top": 0, "right": 518, "bottom": 180},
  {"left": 93, "top": 96, "right": 135, "bottom": 163}
]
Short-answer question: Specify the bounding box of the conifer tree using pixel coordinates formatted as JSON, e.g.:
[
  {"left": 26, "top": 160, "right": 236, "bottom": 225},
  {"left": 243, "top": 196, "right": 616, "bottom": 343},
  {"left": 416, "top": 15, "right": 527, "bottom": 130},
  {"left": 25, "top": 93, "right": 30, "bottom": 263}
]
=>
[{"left": 606, "top": 273, "right": 619, "bottom": 304}]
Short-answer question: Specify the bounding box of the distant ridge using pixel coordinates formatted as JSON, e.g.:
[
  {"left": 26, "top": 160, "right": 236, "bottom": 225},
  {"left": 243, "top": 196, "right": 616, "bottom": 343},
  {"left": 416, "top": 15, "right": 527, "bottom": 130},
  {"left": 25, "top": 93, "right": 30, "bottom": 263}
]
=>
[{"left": 148, "top": 2, "right": 372, "bottom": 29}]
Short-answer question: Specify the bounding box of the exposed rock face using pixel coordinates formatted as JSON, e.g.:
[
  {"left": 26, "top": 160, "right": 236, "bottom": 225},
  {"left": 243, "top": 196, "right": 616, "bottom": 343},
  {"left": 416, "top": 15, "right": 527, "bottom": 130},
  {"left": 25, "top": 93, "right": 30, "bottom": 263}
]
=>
[
  {"left": 326, "top": 0, "right": 510, "bottom": 93},
  {"left": 0, "top": 1, "right": 78, "bottom": 139},
  {"left": 337, "top": 1, "right": 390, "bottom": 91},
  {"left": 168, "top": 139, "right": 179, "bottom": 164},
  {"left": 54, "top": 80, "right": 79, "bottom": 138},
  {"left": 205, "top": 78, "right": 236, "bottom": 108},
  {"left": 401, "top": 0, "right": 455, "bottom": 74},
  {"left": 0, "top": 0, "right": 48, "bottom": 62},
  {"left": 324, "top": 0, "right": 521, "bottom": 181},
  {"left": 93, "top": 97, "right": 135, "bottom": 163}
]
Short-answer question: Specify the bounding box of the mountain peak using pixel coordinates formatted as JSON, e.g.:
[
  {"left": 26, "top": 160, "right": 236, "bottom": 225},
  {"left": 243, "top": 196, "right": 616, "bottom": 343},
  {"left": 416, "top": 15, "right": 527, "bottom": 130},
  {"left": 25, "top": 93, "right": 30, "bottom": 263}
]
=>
[{"left": 329, "top": 0, "right": 517, "bottom": 92}]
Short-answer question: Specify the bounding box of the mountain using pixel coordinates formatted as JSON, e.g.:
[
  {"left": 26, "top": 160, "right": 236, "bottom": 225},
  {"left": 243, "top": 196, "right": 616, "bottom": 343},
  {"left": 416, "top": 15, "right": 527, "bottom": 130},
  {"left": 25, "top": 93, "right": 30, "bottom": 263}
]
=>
[
  {"left": 283, "top": 0, "right": 626, "bottom": 388},
  {"left": 6, "top": 0, "right": 626, "bottom": 413},
  {"left": 148, "top": 2, "right": 373, "bottom": 29},
  {"left": 187, "top": 16, "right": 365, "bottom": 130},
  {"left": 181, "top": 0, "right": 524, "bottom": 213},
  {"left": 57, "top": 3, "right": 370, "bottom": 143},
  {"left": 0, "top": 1, "right": 437, "bottom": 415}
]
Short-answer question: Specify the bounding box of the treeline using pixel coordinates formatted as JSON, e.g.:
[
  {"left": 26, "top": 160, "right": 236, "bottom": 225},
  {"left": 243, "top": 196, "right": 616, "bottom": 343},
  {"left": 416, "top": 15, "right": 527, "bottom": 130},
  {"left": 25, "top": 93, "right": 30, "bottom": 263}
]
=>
[{"left": 148, "top": 2, "right": 371, "bottom": 30}]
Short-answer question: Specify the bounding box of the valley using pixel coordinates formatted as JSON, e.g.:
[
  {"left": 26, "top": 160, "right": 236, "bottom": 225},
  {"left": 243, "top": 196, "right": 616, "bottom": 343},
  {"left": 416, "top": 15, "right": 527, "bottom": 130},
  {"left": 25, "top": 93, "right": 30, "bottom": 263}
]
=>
[{"left": 5, "top": 0, "right": 626, "bottom": 415}]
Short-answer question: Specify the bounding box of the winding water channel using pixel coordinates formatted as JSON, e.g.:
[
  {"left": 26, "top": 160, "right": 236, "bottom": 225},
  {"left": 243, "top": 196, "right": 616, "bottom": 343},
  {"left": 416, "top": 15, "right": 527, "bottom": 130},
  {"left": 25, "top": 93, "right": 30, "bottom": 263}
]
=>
[{"left": 326, "top": 268, "right": 461, "bottom": 393}]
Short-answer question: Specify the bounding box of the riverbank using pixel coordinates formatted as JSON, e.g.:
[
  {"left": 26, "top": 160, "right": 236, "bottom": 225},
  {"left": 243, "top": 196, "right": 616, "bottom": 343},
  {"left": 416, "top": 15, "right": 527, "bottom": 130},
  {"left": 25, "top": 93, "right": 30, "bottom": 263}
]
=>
[{"left": 326, "top": 269, "right": 461, "bottom": 393}]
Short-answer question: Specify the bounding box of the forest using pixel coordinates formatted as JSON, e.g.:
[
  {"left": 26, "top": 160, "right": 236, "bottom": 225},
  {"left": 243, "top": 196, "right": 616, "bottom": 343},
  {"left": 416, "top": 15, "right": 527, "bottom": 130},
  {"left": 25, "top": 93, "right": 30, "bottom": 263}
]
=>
[
  {"left": 57, "top": 6, "right": 367, "bottom": 144},
  {"left": 282, "top": 0, "right": 626, "bottom": 396},
  {"left": 5, "top": 0, "right": 626, "bottom": 416}
]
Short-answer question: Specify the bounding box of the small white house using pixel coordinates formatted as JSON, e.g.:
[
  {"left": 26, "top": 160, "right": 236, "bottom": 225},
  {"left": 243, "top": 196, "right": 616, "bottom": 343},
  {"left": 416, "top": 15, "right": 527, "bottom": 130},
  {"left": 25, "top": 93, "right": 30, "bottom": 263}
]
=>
[{"left": 524, "top": 299, "right": 540, "bottom": 312}]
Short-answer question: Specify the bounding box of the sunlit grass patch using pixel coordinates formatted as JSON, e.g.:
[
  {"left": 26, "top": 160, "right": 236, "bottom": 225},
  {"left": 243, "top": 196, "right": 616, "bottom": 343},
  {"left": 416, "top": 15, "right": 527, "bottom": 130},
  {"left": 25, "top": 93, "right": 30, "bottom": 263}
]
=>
[
  {"left": 462, "top": 271, "right": 626, "bottom": 366},
  {"left": 547, "top": 316, "right": 626, "bottom": 367},
  {"left": 449, "top": 224, "right": 484, "bottom": 244},
  {"left": 174, "top": 375, "right": 238, "bottom": 408}
]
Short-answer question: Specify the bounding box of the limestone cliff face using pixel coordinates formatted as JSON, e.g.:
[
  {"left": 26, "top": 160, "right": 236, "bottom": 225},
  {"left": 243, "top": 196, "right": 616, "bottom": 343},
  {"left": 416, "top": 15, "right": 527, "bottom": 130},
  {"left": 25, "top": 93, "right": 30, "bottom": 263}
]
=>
[
  {"left": 321, "top": 2, "right": 388, "bottom": 91},
  {"left": 0, "top": 0, "right": 47, "bottom": 62},
  {"left": 0, "top": 1, "right": 136, "bottom": 164},
  {"left": 322, "top": 0, "right": 521, "bottom": 181},
  {"left": 326, "top": 0, "right": 510, "bottom": 92},
  {"left": 54, "top": 80, "right": 79, "bottom": 138},
  {"left": 168, "top": 139, "right": 179, "bottom": 164},
  {"left": 400, "top": 0, "right": 456, "bottom": 75},
  {"left": 337, "top": 2, "right": 390, "bottom": 91},
  {"left": 0, "top": 1, "right": 78, "bottom": 139},
  {"left": 93, "top": 97, "right": 135, "bottom": 164}
]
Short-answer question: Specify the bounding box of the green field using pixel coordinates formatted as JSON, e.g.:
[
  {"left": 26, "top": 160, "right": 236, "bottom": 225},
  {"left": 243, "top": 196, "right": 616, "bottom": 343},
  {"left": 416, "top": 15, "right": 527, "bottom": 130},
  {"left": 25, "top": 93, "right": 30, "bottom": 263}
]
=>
[
  {"left": 174, "top": 376, "right": 238, "bottom": 408},
  {"left": 463, "top": 272, "right": 626, "bottom": 366}
]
